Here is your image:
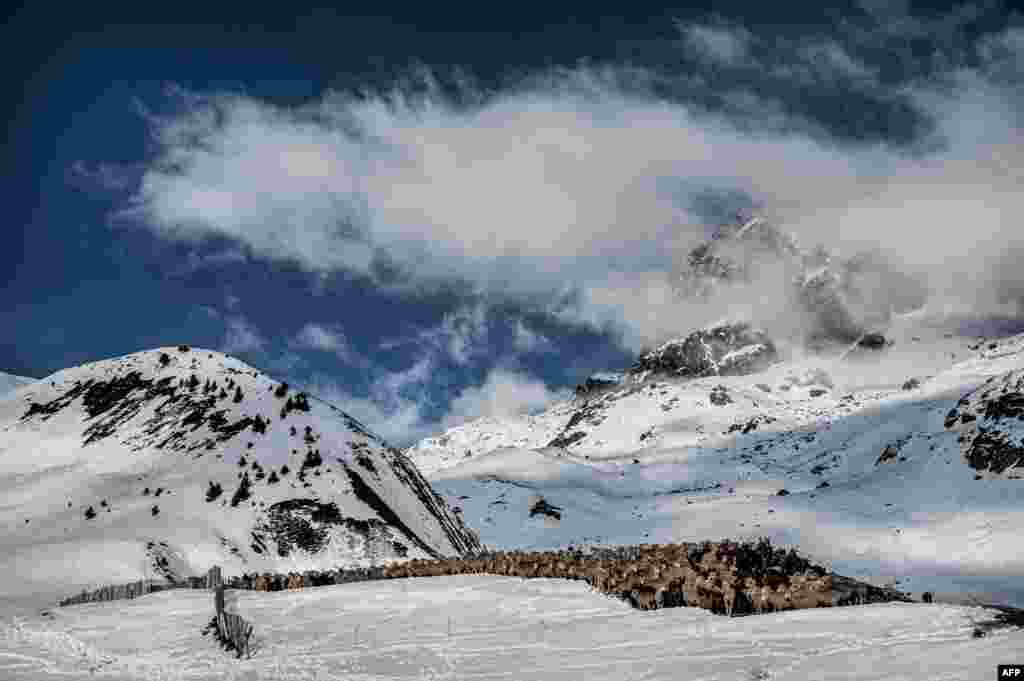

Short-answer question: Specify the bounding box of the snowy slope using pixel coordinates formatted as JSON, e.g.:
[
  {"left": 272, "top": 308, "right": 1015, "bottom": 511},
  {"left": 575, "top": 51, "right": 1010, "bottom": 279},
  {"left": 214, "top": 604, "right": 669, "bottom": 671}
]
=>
[
  {"left": 0, "top": 347, "right": 479, "bottom": 606},
  {"left": 409, "top": 314, "right": 1024, "bottom": 606},
  {"left": 1, "top": 576, "right": 1020, "bottom": 680},
  {"left": 0, "top": 372, "right": 34, "bottom": 398}
]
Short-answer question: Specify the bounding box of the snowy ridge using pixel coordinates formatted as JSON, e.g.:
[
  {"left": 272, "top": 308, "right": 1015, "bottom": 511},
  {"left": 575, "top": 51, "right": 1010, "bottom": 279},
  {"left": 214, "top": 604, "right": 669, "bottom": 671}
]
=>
[
  {"left": 0, "top": 347, "right": 479, "bottom": 604},
  {"left": 0, "top": 372, "right": 34, "bottom": 398},
  {"left": 409, "top": 318, "right": 1024, "bottom": 606}
]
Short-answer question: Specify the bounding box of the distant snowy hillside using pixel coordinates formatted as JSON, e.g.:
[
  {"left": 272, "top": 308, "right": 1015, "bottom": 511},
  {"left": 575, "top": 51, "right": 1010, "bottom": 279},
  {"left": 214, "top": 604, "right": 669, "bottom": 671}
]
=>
[
  {"left": 0, "top": 372, "right": 34, "bottom": 398},
  {"left": 0, "top": 347, "right": 479, "bottom": 605},
  {"left": 408, "top": 314, "right": 1024, "bottom": 606}
]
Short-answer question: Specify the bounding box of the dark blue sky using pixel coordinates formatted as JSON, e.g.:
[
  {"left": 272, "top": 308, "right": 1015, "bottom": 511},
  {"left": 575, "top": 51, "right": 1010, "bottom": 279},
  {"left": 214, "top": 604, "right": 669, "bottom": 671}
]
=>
[{"left": 3, "top": 2, "right": 1021, "bottom": 444}]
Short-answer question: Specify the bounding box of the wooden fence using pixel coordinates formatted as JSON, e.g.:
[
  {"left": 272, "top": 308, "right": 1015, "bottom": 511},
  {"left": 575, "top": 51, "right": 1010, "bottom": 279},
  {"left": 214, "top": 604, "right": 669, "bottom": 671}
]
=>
[
  {"left": 212, "top": 577, "right": 254, "bottom": 659},
  {"left": 58, "top": 579, "right": 173, "bottom": 606},
  {"left": 59, "top": 566, "right": 226, "bottom": 607}
]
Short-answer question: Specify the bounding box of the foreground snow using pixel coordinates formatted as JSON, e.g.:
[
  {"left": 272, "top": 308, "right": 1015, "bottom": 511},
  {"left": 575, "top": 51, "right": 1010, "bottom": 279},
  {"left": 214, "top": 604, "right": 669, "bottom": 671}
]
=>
[{"left": 0, "top": 576, "right": 1019, "bottom": 680}]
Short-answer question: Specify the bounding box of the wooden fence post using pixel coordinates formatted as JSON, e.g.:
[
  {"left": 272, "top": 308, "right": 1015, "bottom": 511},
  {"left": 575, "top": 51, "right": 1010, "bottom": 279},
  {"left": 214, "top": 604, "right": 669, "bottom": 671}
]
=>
[
  {"left": 211, "top": 582, "right": 253, "bottom": 658},
  {"left": 207, "top": 566, "right": 223, "bottom": 591}
]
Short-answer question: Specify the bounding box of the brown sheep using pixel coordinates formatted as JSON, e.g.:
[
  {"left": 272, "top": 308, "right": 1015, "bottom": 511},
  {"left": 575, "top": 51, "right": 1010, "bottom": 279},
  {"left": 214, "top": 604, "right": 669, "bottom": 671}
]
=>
[
  {"left": 742, "top": 577, "right": 762, "bottom": 614},
  {"left": 766, "top": 584, "right": 794, "bottom": 612},
  {"left": 723, "top": 579, "right": 738, "bottom": 617},
  {"left": 633, "top": 586, "right": 658, "bottom": 610}
]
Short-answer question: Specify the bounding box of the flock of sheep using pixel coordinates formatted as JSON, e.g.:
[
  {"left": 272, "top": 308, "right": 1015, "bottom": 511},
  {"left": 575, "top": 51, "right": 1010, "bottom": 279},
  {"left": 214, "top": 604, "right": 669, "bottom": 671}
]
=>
[{"left": 228, "top": 540, "right": 902, "bottom": 617}]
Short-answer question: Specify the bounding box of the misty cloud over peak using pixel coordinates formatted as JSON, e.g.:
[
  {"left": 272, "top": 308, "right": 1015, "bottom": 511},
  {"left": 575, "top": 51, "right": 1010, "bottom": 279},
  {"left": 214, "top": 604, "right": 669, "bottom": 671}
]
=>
[{"left": 108, "top": 8, "right": 1023, "bottom": 351}]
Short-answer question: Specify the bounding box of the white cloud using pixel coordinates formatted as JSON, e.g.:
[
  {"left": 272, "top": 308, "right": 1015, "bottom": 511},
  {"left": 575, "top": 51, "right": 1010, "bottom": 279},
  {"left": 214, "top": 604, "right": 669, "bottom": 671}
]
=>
[
  {"left": 304, "top": 353, "right": 440, "bottom": 446},
  {"left": 68, "top": 160, "right": 138, "bottom": 192},
  {"left": 114, "top": 16, "right": 1024, "bottom": 350},
  {"left": 294, "top": 323, "right": 343, "bottom": 351},
  {"left": 680, "top": 23, "right": 753, "bottom": 66},
  {"left": 794, "top": 41, "right": 878, "bottom": 84},
  {"left": 380, "top": 304, "right": 490, "bottom": 365},
  {"left": 442, "top": 368, "right": 560, "bottom": 430},
  {"left": 512, "top": 320, "right": 553, "bottom": 353},
  {"left": 171, "top": 248, "right": 248, "bottom": 277},
  {"left": 291, "top": 323, "right": 366, "bottom": 367},
  {"left": 221, "top": 316, "right": 265, "bottom": 353},
  {"left": 307, "top": 380, "right": 433, "bottom": 446}
]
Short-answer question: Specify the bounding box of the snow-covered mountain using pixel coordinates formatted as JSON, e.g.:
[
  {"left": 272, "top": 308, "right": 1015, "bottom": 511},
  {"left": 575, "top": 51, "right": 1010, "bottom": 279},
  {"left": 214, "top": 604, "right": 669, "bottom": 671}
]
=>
[
  {"left": 0, "top": 372, "right": 34, "bottom": 398},
  {"left": 408, "top": 312, "right": 1024, "bottom": 605},
  {"left": 0, "top": 347, "right": 479, "bottom": 604}
]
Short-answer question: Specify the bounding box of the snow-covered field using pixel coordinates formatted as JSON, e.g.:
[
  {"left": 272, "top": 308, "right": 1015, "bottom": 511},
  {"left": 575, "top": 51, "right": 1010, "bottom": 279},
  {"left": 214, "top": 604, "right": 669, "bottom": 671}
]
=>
[{"left": 1, "top": 576, "right": 1020, "bottom": 680}]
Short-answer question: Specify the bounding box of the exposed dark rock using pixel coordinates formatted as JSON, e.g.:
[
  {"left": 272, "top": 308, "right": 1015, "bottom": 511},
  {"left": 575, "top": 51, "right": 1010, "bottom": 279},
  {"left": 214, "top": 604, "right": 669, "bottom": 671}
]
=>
[
  {"left": 946, "top": 370, "right": 1024, "bottom": 476},
  {"left": 529, "top": 497, "right": 562, "bottom": 520},
  {"left": 709, "top": 385, "right": 733, "bottom": 406},
  {"left": 876, "top": 444, "right": 900, "bottom": 465},
  {"left": 902, "top": 378, "right": 921, "bottom": 391},
  {"left": 857, "top": 333, "right": 887, "bottom": 349},
  {"left": 575, "top": 375, "right": 622, "bottom": 397},
  {"left": 548, "top": 431, "right": 587, "bottom": 449},
  {"left": 255, "top": 499, "right": 377, "bottom": 557},
  {"left": 354, "top": 453, "right": 377, "bottom": 475},
  {"left": 630, "top": 323, "right": 777, "bottom": 380},
  {"left": 547, "top": 398, "right": 604, "bottom": 449},
  {"left": 343, "top": 465, "right": 442, "bottom": 558},
  {"left": 964, "top": 431, "right": 1024, "bottom": 476}
]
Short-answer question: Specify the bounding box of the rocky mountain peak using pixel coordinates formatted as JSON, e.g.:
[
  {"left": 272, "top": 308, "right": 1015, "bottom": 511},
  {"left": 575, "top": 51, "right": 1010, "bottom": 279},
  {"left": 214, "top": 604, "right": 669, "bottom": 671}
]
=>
[
  {"left": 676, "top": 216, "right": 927, "bottom": 349},
  {"left": 629, "top": 322, "right": 778, "bottom": 382}
]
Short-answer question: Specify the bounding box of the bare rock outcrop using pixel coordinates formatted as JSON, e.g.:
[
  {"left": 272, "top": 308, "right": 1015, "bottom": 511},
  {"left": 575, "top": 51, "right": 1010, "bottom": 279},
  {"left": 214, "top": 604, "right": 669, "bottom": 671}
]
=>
[{"left": 945, "top": 370, "right": 1024, "bottom": 478}]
